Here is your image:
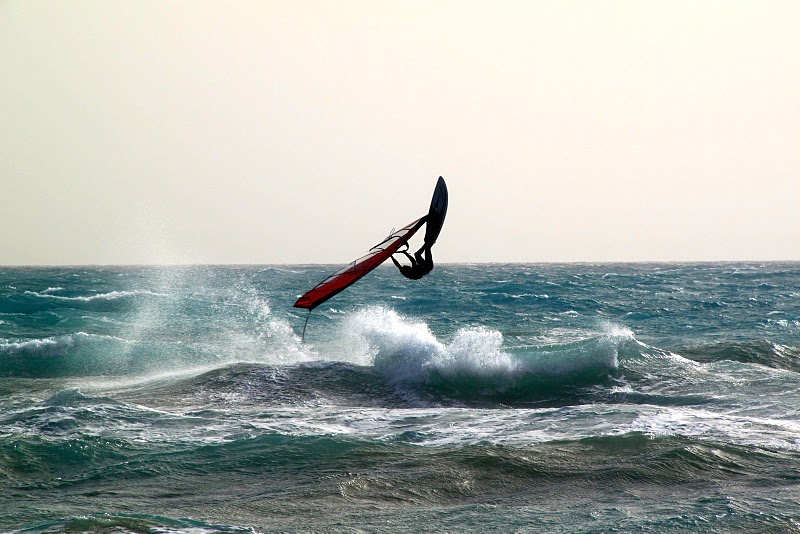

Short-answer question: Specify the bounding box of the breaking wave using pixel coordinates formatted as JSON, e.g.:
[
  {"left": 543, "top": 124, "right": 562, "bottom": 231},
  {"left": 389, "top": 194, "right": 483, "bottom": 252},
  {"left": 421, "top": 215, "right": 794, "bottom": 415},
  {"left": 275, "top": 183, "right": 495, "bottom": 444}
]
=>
[
  {"left": 338, "top": 307, "right": 627, "bottom": 404},
  {"left": 23, "top": 289, "right": 166, "bottom": 302},
  {"left": 0, "top": 335, "right": 75, "bottom": 358}
]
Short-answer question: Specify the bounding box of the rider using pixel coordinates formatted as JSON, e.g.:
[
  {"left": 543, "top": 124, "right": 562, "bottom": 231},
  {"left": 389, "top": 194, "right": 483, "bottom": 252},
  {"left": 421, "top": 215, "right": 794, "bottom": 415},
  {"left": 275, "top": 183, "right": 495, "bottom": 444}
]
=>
[
  {"left": 391, "top": 243, "right": 433, "bottom": 280},
  {"left": 391, "top": 238, "right": 434, "bottom": 280},
  {"left": 392, "top": 243, "right": 433, "bottom": 280}
]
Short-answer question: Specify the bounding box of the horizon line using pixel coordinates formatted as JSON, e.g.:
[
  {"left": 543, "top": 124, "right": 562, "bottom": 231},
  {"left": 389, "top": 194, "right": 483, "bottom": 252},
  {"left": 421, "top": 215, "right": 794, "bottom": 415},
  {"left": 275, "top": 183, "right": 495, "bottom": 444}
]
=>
[{"left": 2, "top": 260, "right": 799, "bottom": 268}]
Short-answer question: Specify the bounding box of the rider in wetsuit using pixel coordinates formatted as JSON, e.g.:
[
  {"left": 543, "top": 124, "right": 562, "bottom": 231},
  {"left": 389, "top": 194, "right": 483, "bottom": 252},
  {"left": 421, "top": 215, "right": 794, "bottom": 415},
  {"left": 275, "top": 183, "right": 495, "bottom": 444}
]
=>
[{"left": 391, "top": 241, "right": 434, "bottom": 280}]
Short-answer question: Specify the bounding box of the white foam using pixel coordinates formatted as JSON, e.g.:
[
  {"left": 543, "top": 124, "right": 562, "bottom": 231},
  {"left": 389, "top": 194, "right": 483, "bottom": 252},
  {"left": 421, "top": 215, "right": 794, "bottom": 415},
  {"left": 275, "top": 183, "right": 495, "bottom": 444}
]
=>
[
  {"left": 429, "top": 327, "right": 518, "bottom": 379},
  {"left": 0, "top": 335, "right": 74, "bottom": 357},
  {"left": 343, "top": 307, "right": 441, "bottom": 379},
  {"left": 629, "top": 406, "right": 800, "bottom": 450},
  {"left": 342, "top": 307, "right": 623, "bottom": 384},
  {"left": 0, "top": 331, "right": 136, "bottom": 359},
  {"left": 41, "top": 286, "right": 65, "bottom": 294},
  {"left": 238, "top": 403, "right": 800, "bottom": 450},
  {"left": 24, "top": 289, "right": 165, "bottom": 302},
  {"left": 73, "top": 331, "right": 132, "bottom": 344}
]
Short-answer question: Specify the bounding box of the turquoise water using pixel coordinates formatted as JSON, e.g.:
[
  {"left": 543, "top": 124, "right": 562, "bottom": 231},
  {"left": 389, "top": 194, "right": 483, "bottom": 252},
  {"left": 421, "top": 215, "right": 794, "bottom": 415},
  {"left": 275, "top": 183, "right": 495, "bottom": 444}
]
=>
[{"left": 1, "top": 263, "right": 799, "bottom": 532}]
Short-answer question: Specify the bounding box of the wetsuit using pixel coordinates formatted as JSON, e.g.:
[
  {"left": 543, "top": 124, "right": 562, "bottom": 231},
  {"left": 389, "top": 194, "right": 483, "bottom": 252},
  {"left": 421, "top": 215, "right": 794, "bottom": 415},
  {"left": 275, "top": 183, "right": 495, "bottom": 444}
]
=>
[{"left": 392, "top": 243, "right": 433, "bottom": 280}]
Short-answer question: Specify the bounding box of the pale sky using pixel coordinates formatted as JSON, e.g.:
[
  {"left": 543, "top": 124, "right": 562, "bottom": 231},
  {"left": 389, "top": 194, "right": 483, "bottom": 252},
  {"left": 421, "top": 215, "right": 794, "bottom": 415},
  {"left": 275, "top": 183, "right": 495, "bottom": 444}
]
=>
[{"left": 1, "top": 0, "right": 798, "bottom": 265}]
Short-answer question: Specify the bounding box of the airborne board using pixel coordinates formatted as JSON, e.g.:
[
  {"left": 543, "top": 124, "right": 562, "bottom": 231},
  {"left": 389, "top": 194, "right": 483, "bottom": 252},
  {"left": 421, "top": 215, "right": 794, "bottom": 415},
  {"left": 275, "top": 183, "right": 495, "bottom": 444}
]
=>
[
  {"left": 293, "top": 217, "right": 425, "bottom": 311},
  {"left": 424, "top": 176, "right": 448, "bottom": 246}
]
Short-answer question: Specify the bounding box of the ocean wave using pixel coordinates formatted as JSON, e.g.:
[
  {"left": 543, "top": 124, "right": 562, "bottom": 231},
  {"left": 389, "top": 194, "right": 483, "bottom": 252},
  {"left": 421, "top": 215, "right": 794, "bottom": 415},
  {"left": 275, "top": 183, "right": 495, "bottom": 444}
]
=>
[
  {"left": 258, "top": 266, "right": 306, "bottom": 274},
  {"left": 23, "top": 289, "right": 165, "bottom": 302},
  {"left": 9, "top": 514, "right": 255, "bottom": 534},
  {"left": 677, "top": 340, "right": 800, "bottom": 372},
  {"left": 41, "top": 387, "right": 91, "bottom": 406},
  {"left": 339, "top": 307, "right": 627, "bottom": 403},
  {"left": 628, "top": 406, "right": 800, "bottom": 450},
  {"left": 0, "top": 332, "right": 142, "bottom": 378},
  {"left": 0, "top": 332, "right": 131, "bottom": 358},
  {"left": 0, "top": 335, "right": 74, "bottom": 358},
  {"left": 41, "top": 286, "right": 64, "bottom": 294},
  {"left": 5, "top": 429, "right": 799, "bottom": 533}
]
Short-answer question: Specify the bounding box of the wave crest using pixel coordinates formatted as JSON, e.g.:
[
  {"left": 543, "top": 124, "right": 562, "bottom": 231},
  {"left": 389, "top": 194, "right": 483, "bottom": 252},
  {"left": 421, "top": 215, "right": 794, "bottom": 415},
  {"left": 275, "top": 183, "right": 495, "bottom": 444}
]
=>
[
  {"left": 344, "top": 307, "right": 625, "bottom": 400},
  {"left": 24, "top": 289, "right": 165, "bottom": 302},
  {"left": 0, "top": 335, "right": 75, "bottom": 358}
]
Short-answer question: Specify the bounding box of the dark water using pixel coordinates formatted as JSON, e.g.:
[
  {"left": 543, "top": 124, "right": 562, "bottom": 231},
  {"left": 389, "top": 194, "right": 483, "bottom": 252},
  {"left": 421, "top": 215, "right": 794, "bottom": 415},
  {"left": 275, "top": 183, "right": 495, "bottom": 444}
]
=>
[{"left": 1, "top": 263, "right": 799, "bottom": 532}]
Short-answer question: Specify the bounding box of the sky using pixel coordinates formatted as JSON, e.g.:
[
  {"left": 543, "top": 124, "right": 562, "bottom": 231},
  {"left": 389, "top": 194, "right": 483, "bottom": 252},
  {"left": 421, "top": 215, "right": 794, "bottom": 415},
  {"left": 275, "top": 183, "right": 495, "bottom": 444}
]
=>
[{"left": 1, "top": 0, "right": 798, "bottom": 265}]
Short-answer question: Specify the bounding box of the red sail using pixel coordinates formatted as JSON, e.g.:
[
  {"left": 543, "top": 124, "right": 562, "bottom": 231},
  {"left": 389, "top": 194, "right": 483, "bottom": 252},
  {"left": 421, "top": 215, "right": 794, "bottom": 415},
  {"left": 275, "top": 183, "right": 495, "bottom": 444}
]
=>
[{"left": 293, "top": 217, "right": 425, "bottom": 310}]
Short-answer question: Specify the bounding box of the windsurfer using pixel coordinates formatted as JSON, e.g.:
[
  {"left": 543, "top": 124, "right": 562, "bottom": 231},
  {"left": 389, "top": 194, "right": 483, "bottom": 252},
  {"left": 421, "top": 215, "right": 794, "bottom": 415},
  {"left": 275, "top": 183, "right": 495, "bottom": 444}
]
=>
[{"left": 392, "top": 241, "right": 434, "bottom": 280}]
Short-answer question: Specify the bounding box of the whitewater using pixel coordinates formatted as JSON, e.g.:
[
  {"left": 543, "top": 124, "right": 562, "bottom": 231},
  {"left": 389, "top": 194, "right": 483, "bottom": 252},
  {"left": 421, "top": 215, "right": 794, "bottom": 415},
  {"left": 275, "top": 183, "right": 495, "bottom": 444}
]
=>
[{"left": 1, "top": 263, "right": 799, "bottom": 532}]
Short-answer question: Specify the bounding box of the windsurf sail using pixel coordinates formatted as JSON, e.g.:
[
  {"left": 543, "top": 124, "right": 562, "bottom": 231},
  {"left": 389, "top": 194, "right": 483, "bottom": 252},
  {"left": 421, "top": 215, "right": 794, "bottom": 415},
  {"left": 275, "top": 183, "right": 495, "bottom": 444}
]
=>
[{"left": 293, "top": 217, "right": 426, "bottom": 311}]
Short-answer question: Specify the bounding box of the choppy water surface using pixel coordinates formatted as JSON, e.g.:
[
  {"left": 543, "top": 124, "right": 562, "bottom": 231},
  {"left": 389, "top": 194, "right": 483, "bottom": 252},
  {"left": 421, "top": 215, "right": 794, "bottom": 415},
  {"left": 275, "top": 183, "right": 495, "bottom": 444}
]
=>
[{"left": 1, "top": 263, "right": 799, "bottom": 532}]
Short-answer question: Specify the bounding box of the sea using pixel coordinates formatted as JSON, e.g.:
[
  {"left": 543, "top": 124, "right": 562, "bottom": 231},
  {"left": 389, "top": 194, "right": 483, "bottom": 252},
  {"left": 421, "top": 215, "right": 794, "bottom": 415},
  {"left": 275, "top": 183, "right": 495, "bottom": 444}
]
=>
[{"left": 1, "top": 263, "right": 799, "bottom": 533}]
